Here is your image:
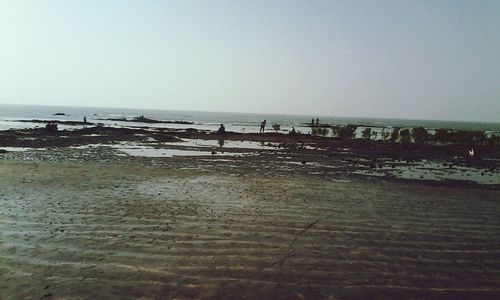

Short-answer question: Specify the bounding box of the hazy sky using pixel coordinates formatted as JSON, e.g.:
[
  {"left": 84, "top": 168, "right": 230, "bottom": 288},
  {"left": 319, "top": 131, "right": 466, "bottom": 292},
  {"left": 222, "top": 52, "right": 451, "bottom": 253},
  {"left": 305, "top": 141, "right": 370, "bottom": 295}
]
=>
[{"left": 1, "top": 0, "right": 499, "bottom": 122}]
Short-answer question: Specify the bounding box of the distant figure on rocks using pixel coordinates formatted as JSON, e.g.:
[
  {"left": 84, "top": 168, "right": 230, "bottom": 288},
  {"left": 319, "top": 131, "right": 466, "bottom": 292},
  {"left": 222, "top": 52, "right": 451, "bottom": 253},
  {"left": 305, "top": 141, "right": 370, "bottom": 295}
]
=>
[
  {"left": 311, "top": 118, "right": 315, "bottom": 126},
  {"left": 260, "top": 120, "right": 266, "bottom": 133},
  {"left": 289, "top": 126, "right": 296, "bottom": 134},
  {"left": 217, "top": 124, "right": 225, "bottom": 134},
  {"left": 83, "top": 116, "right": 87, "bottom": 126},
  {"left": 316, "top": 118, "right": 319, "bottom": 126}
]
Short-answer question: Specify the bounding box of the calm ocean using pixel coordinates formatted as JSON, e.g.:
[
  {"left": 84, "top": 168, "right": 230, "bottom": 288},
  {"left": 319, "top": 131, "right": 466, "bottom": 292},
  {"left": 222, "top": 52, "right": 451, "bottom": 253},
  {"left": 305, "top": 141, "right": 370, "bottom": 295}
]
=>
[{"left": 1, "top": 104, "right": 499, "bottom": 135}]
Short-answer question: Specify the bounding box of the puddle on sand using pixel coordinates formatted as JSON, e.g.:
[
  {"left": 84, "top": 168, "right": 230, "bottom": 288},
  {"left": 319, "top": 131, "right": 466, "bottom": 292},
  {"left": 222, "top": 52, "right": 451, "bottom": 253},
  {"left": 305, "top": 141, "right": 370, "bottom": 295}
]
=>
[
  {"left": 357, "top": 160, "right": 500, "bottom": 185},
  {"left": 169, "top": 138, "right": 330, "bottom": 152},
  {"left": 69, "top": 144, "right": 105, "bottom": 149},
  {"left": 165, "top": 139, "right": 280, "bottom": 150},
  {"left": 0, "top": 147, "right": 46, "bottom": 152},
  {"left": 200, "top": 158, "right": 237, "bottom": 162},
  {"left": 109, "top": 142, "right": 244, "bottom": 158},
  {"left": 283, "top": 161, "right": 323, "bottom": 167},
  {"left": 68, "top": 142, "right": 254, "bottom": 158},
  {"left": 301, "top": 145, "right": 327, "bottom": 151},
  {"left": 117, "top": 147, "right": 212, "bottom": 157},
  {"left": 331, "top": 179, "right": 351, "bottom": 183}
]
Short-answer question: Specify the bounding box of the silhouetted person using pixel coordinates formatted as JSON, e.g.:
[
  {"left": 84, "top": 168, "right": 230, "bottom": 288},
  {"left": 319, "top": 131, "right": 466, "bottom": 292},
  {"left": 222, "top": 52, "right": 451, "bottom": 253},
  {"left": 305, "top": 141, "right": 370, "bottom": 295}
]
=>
[
  {"left": 290, "top": 126, "right": 296, "bottom": 134},
  {"left": 217, "top": 123, "right": 225, "bottom": 134},
  {"left": 260, "top": 120, "right": 267, "bottom": 133},
  {"left": 311, "top": 118, "right": 315, "bottom": 126},
  {"left": 45, "top": 122, "right": 58, "bottom": 132},
  {"left": 316, "top": 118, "right": 319, "bottom": 126},
  {"left": 83, "top": 116, "right": 87, "bottom": 127}
]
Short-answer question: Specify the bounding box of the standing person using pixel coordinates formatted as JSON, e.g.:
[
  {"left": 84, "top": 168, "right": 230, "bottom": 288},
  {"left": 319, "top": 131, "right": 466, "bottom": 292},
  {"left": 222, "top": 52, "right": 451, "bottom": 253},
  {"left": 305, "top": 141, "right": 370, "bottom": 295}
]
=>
[
  {"left": 316, "top": 118, "right": 319, "bottom": 126},
  {"left": 83, "top": 116, "right": 87, "bottom": 125},
  {"left": 217, "top": 123, "right": 225, "bottom": 134},
  {"left": 260, "top": 120, "right": 267, "bottom": 133},
  {"left": 311, "top": 118, "right": 315, "bottom": 126}
]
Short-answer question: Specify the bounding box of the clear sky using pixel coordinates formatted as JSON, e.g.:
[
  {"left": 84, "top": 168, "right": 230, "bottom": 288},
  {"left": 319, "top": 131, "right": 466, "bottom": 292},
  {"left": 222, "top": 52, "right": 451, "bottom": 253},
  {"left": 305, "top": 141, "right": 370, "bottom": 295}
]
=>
[{"left": 1, "top": 0, "right": 499, "bottom": 122}]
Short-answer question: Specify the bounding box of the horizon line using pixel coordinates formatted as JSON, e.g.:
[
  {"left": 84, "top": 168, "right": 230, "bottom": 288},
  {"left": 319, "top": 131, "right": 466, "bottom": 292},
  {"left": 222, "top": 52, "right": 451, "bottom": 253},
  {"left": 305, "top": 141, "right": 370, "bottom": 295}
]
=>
[{"left": 0, "top": 101, "right": 498, "bottom": 125}]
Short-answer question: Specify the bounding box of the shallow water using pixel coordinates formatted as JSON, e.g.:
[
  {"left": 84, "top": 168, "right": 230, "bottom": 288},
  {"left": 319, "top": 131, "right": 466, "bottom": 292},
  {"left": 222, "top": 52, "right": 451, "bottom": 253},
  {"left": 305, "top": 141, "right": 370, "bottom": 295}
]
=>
[
  {"left": 2, "top": 140, "right": 498, "bottom": 186},
  {"left": 109, "top": 142, "right": 245, "bottom": 158},
  {"left": 165, "top": 139, "right": 280, "bottom": 150},
  {"left": 357, "top": 160, "right": 500, "bottom": 185},
  {"left": 0, "top": 147, "right": 46, "bottom": 152}
]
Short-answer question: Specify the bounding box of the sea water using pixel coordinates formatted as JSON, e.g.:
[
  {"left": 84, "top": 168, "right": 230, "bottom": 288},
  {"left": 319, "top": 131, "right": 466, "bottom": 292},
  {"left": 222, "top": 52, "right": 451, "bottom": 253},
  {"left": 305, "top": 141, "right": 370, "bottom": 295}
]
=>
[{"left": 1, "top": 103, "right": 499, "bottom": 135}]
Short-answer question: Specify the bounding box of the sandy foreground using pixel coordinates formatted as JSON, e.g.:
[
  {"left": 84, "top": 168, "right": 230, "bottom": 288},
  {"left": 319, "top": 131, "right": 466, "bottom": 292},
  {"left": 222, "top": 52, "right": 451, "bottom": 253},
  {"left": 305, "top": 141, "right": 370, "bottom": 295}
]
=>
[{"left": 0, "top": 159, "right": 499, "bottom": 299}]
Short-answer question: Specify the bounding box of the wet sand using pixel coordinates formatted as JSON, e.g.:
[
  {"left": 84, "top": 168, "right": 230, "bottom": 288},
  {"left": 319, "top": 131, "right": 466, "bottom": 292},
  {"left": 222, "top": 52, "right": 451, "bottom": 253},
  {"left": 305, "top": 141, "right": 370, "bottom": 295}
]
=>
[{"left": 1, "top": 159, "right": 499, "bottom": 299}]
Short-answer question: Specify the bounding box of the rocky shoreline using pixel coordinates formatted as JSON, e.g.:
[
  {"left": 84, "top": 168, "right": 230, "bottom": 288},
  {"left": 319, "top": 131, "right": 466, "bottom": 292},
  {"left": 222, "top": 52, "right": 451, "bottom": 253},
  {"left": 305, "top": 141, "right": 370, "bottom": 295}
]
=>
[{"left": 1, "top": 123, "right": 499, "bottom": 189}]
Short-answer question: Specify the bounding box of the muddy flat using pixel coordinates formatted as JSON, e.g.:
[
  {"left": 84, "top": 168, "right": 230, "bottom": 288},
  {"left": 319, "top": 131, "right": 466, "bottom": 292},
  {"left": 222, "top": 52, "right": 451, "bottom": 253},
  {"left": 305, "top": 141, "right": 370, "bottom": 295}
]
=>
[{"left": 1, "top": 159, "right": 499, "bottom": 299}]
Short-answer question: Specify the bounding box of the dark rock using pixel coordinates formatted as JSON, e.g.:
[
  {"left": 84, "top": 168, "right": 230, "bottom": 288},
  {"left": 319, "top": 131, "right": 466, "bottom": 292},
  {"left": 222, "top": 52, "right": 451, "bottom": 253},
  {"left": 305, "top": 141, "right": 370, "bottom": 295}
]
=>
[
  {"left": 102, "top": 116, "right": 194, "bottom": 125},
  {"left": 16, "top": 119, "right": 92, "bottom": 126}
]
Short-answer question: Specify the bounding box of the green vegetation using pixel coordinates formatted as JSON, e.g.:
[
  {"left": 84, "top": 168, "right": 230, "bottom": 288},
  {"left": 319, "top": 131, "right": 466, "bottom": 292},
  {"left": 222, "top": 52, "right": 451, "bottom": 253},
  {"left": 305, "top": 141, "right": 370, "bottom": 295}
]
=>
[
  {"left": 432, "top": 129, "right": 488, "bottom": 145},
  {"left": 381, "top": 129, "right": 390, "bottom": 141},
  {"left": 311, "top": 126, "right": 329, "bottom": 136},
  {"left": 303, "top": 121, "right": 498, "bottom": 147},
  {"left": 332, "top": 125, "right": 357, "bottom": 139},
  {"left": 390, "top": 127, "right": 400, "bottom": 142},
  {"left": 411, "top": 127, "right": 429, "bottom": 144},
  {"left": 399, "top": 129, "right": 411, "bottom": 144},
  {"left": 361, "top": 127, "right": 371, "bottom": 139}
]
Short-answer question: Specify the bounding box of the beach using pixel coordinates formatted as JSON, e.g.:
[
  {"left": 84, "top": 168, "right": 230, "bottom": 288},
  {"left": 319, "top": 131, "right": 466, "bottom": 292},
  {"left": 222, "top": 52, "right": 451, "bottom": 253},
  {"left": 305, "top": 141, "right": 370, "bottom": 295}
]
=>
[
  {"left": 1, "top": 139, "right": 499, "bottom": 299},
  {"left": 0, "top": 113, "right": 499, "bottom": 299},
  {"left": 2, "top": 0, "right": 499, "bottom": 297}
]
